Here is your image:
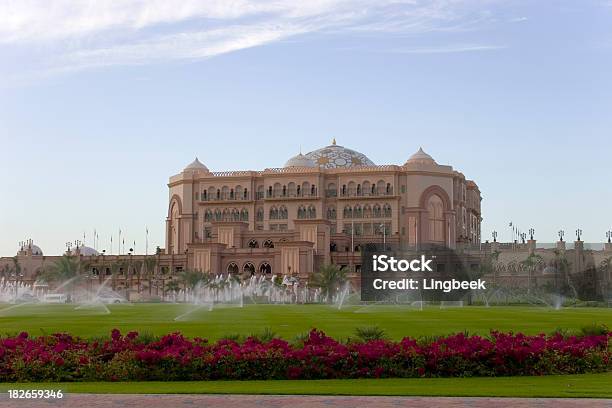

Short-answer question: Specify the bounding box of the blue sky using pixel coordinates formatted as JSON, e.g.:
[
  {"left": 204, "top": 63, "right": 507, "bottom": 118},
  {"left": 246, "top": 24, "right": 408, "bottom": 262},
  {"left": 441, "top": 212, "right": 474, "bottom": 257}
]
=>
[{"left": 1, "top": 0, "right": 611, "bottom": 256}]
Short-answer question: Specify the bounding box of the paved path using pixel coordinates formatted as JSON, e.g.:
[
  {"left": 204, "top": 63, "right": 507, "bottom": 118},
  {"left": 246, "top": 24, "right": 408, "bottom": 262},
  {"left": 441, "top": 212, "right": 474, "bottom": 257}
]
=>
[{"left": 0, "top": 395, "right": 610, "bottom": 408}]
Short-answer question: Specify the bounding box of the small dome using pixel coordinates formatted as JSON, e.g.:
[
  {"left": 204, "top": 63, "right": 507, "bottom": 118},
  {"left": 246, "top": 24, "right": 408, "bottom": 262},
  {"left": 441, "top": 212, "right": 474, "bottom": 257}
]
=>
[
  {"left": 183, "top": 157, "right": 209, "bottom": 173},
  {"left": 284, "top": 153, "right": 316, "bottom": 168},
  {"left": 405, "top": 147, "right": 436, "bottom": 165},
  {"left": 18, "top": 243, "right": 43, "bottom": 256},
  {"left": 305, "top": 140, "right": 375, "bottom": 169},
  {"left": 77, "top": 246, "right": 99, "bottom": 256}
]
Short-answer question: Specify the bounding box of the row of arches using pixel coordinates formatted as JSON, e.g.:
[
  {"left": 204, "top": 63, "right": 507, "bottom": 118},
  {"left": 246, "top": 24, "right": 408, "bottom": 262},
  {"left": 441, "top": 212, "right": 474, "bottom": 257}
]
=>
[
  {"left": 269, "top": 206, "right": 288, "bottom": 220},
  {"left": 201, "top": 185, "right": 249, "bottom": 201},
  {"left": 338, "top": 204, "right": 392, "bottom": 219},
  {"left": 261, "top": 182, "right": 317, "bottom": 198},
  {"left": 297, "top": 205, "right": 316, "bottom": 219},
  {"left": 227, "top": 261, "right": 272, "bottom": 275},
  {"left": 247, "top": 239, "right": 275, "bottom": 249},
  {"left": 204, "top": 208, "right": 249, "bottom": 222},
  {"left": 326, "top": 180, "right": 393, "bottom": 197}
]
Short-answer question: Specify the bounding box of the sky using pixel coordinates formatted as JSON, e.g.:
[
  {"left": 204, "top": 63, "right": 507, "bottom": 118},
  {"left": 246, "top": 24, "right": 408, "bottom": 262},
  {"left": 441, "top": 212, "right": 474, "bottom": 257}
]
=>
[{"left": 1, "top": 0, "right": 611, "bottom": 256}]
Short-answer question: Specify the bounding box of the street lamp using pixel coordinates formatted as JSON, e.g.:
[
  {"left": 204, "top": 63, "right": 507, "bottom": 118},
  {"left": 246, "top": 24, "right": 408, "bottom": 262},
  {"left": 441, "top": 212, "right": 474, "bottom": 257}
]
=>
[
  {"left": 492, "top": 231, "right": 498, "bottom": 243},
  {"left": 575, "top": 229, "right": 582, "bottom": 241},
  {"left": 606, "top": 230, "right": 612, "bottom": 244},
  {"left": 558, "top": 230, "right": 565, "bottom": 242},
  {"left": 520, "top": 232, "right": 526, "bottom": 244},
  {"left": 65, "top": 242, "right": 72, "bottom": 253},
  {"left": 529, "top": 228, "right": 535, "bottom": 241}
]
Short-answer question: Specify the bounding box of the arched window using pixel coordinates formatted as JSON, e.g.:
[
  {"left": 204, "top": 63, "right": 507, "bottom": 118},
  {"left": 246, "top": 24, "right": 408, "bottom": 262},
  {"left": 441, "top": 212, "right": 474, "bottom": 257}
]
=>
[
  {"left": 279, "top": 205, "right": 288, "bottom": 219},
  {"left": 307, "top": 205, "right": 316, "bottom": 218},
  {"left": 235, "top": 185, "right": 243, "bottom": 199},
  {"left": 263, "top": 239, "right": 274, "bottom": 249},
  {"left": 232, "top": 208, "right": 240, "bottom": 221},
  {"left": 259, "top": 262, "right": 272, "bottom": 274},
  {"left": 383, "top": 203, "right": 392, "bottom": 217},
  {"left": 208, "top": 186, "right": 215, "bottom": 200},
  {"left": 243, "top": 262, "right": 255, "bottom": 276},
  {"left": 343, "top": 205, "right": 352, "bottom": 218},
  {"left": 297, "top": 205, "right": 306, "bottom": 219},
  {"left": 222, "top": 186, "right": 229, "bottom": 199},
  {"left": 327, "top": 206, "right": 336, "bottom": 219},
  {"left": 376, "top": 180, "right": 385, "bottom": 195},
  {"left": 256, "top": 208, "right": 264, "bottom": 222},
  {"left": 373, "top": 204, "right": 381, "bottom": 218},
  {"left": 269, "top": 206, "right": 278, "bottom": 220},
  {"left": 348, "top": 181, "right": 356, "bottom": 196},
  {"left": 362, "top": 181, "right": 371, "bottom": 196},
  {"left": 248, "top": 239, "right": 259, "bottom": 248},
  {"left": 354, "top": 204, "right": 362, "bottom": 218},
  {"left": 222, "top": 209, "right": 229, "bottom": 221},
  {"left": 240, "top": 208, "right": 249, "bottom": 221},
  {"left": 214, "top": 209, "right": 222, "bottom": 221},
  {"left": 427, "top": 195, "right": 445, "bottom": 243},
  {"left": 273, "top": 183, "right": 282, "bottom": 197},
  {"left": 227, "top": 262, "right": 239, "bottom": 274},
  {"left": 302, "top": 181, "right": 310, "bottom": 196},
  {"left": 288, "top": 182, "right": 296, "bottom": 197},
  {"left": 363, "top": 204, "right": 372, "bottom": 218},
  {"left": 204, "top": 210, "right": 213, "bottom": 222}
]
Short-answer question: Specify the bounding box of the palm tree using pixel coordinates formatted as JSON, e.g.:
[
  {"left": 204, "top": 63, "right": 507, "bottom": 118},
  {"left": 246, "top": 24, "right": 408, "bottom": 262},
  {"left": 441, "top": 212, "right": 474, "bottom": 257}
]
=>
[
  {"left": 309, "top": 264, "right": 347, "bottom": 303},
  {"left": 143, "top": 256, "right": 157, "bottom": 295},
  {"left": 41, "top": 255, "right": 78, "bottom": 284},
  {"left": 179, "top": 269, "right": 206, "bottom": 290},
  {"left": 165, "top": 280, "right": 180, "bottom": 300},
  {"left": 521, "top": 253, "right": 544, "bottom": 294}
]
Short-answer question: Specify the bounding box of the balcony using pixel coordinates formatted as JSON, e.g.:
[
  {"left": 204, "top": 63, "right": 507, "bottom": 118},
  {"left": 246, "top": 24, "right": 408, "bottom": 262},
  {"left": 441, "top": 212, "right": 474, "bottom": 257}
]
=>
[
  {"left": 199, "top": 193, "right": 252, "bottom": 202},
  {"left": 264, "top": 190, "right": 319, "bottom": 200},
  {"left": 338, "top": 188, "right": 395, "bottom": 199}
]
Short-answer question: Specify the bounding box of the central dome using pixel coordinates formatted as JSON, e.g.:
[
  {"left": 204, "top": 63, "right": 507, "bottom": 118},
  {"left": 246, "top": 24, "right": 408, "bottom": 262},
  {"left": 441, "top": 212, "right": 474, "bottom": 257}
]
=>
[{"left": 305, "top": 139, "right": 375, "bottom": 169}]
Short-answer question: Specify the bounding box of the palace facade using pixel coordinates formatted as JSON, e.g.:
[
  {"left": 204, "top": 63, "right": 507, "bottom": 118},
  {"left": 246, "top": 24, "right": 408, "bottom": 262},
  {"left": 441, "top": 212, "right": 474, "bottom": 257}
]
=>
[{"left": 165, "top": 140, "right": 482, "bottom": 280}]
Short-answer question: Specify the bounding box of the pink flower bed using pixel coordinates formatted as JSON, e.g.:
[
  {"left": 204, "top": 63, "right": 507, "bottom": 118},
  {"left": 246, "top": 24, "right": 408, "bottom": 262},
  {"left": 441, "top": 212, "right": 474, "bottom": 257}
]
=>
[{"left": 0, "top": 329, "right": 609, "bottom": 382}]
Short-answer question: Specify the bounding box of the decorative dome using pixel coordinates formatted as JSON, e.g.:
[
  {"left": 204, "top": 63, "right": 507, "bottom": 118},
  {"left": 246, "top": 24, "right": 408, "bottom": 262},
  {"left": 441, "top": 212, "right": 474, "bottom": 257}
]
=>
[
  {"left": 183, "top": 157, "right": 209, "bottom": 173},
  {"left": 405, "top": 147, "right": 436, "bottom": 165},
  {"left": 284, "top": 153, "right": 316, "bottom": 168},
  {"left": 18, "top": 243, "right": 43, "bottom": 256},
  {"left": 305, "top": 139, "right": 375, "bottom": 169},
  {"left": 77, "top": 246, "right": 99, "bottom": 256}
]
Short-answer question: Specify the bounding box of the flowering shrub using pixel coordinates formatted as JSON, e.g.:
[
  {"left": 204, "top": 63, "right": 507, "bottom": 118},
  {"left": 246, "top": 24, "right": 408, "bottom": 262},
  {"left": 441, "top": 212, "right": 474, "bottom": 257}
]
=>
[{"left": 0, "top": 329, "right": 609, "bottom": 382}]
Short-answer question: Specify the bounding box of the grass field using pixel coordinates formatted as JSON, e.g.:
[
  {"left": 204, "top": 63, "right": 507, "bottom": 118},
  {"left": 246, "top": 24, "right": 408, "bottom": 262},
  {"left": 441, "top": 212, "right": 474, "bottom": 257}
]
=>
[
  {"left": 0, "top": 373, "right": 611, "bottom": 398},
  {"left": 1, "top": 304, "right": 610, "bottom": 397},
  {"left": 0, "top": 303, "right": 610, "bottom": 340}
]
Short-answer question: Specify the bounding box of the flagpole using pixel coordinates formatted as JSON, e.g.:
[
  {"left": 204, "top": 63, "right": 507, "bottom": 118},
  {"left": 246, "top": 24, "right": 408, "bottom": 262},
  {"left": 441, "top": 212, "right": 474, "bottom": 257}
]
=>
[
  {"left": 146, "top": 226, "right": 149, "bottom": 256},
  {"left": 118, "top": 229, "right": 122, "bottom": 255}
]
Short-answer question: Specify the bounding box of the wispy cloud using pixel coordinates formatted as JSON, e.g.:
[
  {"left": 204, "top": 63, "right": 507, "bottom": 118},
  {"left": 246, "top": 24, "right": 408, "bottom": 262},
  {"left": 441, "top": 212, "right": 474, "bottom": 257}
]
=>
[
  {"left": 0, "top": 1, "right": 504, "bottom": 79},
  {"left": 387, "top": 44, "right": 505, "bottom": 54}
]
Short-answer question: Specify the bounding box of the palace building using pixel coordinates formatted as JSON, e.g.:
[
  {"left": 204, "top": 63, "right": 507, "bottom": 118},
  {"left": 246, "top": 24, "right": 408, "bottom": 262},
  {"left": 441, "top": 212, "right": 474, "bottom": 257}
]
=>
[
  {"left": 165, "top": 140, "right": 482, "bottom": 280},
  {"left": 0, "top": 140, "right": 483, "bottom": 290}
]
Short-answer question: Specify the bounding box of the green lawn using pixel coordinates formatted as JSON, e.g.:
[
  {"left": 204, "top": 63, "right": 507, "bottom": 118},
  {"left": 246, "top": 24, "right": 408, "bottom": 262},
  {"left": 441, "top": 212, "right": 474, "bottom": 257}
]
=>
[
  {"left": 1, "top": 304, "right": 611, "bottom": 397},
  {"left": 1, "top": 373, "right": 611, "bottom": 398},
  {"left": 0, "top": 303, "right": 610, "bottom": 340}
]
